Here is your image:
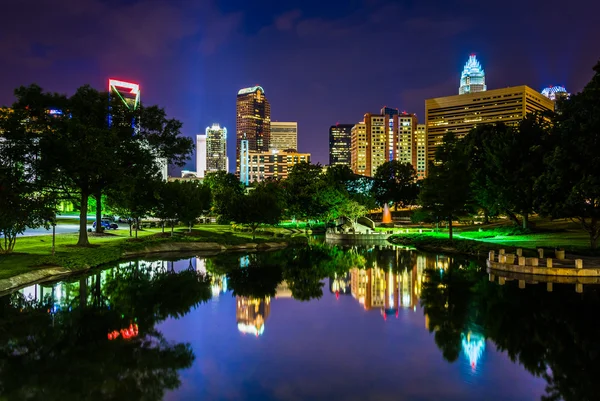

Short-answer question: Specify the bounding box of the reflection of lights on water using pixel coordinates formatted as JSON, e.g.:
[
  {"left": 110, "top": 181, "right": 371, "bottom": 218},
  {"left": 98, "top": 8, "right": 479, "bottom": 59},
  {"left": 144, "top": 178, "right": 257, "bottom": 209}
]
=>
[
  {"left": 462, "top": 332, "right": 485, "bottom": 370},
  {"left": 237, "top": 323, "right": 264, "bottom": 337},
  {"left": 107, "top": 323, "right": 139, "bottom": 341}
]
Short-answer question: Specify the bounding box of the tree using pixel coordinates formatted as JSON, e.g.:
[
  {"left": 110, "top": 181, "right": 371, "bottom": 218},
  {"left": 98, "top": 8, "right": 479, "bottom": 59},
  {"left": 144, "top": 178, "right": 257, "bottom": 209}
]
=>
[
  {"left": 106, "top": 172, "right": 163, "bottom": 238},
  {"left": 284, "top": 162, "right": 327, "bottom": 225},
  {"left": 204, "top": 171, "right": 245, "bottom": 223},
  {"left": 536, "top": 61, "right": 600, "bottom": 249},
  {"left": 339, "top": 199, "right": 369, "bottom": 229},
  {"left": 419, "top": 133, "right": 472, "bottom": 240},
  {"left": 0, "top": 165, "right": 55, "bottom": 253},
  {"left": 371, "top": 160, "right": 418, "bottom": 210},
  {"left": 0, "top": 107, "right": 57, "bottom": 252},
  {"left": 173, "top": 181, "right": 212, "bottom": 232},
  {"left": 234, "top": 184, "right": 283, "bottom": 239},
  {"left": 9, "top": 84, "right": 192, "bottom": 247}
]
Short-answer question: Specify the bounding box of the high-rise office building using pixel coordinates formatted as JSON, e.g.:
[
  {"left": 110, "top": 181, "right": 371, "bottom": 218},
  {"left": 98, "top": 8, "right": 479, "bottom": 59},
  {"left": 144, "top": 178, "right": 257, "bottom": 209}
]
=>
[
  {"left": 350, "top": 110, "right": 399, "bottom": 177},
  {"left": 269, "top": 121, "right": 297, "bottom": 151},
  {"left": 236, "top": 86, "right": 271, "bottom": 174},
  {"left": 108, "top": 79, "right": 168, "bottom": 180},
  {"left": 415, "top": 124, "right": 427, "bottom": 179},
  {"left": 350, "top": 122, "right": 367, "bottom": 175},
  {"left": 459, "top": 55, "right": 486, "bottom": 95},
  {"left": 247, "top": 149, "right": 311, "bottom": 182},
  {"left": 425, "top": 85, "right": 554, "bottom": 161},
  {"left": 541, "top": 85, "right": 570, "bottom": 101},
  {"left": 329, "top": 124, "right": 353, "bottom": 168},
  {"left": 396, "top": 113, "right": 418, "bottom": 166},
  {"left": 541, "top": 85, "right": 570, "bottom": 112},
  {"left": 205, "top": 123, "right": 227, "bottom": 174},
  {"left": 196, "top": 134, "right": 207, "bottom": 178}
]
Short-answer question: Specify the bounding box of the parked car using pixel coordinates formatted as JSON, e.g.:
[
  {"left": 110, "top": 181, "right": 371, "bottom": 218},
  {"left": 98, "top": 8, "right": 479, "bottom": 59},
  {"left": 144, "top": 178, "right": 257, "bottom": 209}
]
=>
[{"left": 92, "top": 220, "right": 118, "bottom": 230}]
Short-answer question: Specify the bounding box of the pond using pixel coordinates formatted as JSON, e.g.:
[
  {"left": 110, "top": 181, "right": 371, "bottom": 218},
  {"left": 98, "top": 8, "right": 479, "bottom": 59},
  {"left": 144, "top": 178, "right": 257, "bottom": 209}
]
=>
[{"left": 1, "top": 244, "right": 598, "bottom": 400}]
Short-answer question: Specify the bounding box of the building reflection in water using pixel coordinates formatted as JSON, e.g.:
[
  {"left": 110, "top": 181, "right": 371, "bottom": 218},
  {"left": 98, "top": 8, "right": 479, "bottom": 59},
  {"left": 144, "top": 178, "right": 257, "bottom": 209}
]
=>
[
  {"left": 330, "top": 272, "right": 351, "bottom": 299},
  {"left": 236, "top": 296, "right": 270, "bottom": 336},
  {"left": 350, "top": 251, "right": 427, "bottom": 316}
]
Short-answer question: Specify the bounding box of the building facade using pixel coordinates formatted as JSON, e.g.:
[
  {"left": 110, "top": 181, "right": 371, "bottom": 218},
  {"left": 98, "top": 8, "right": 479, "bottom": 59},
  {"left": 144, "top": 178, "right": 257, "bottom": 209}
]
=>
[
  {"left": 425, "top": 85, "right": 554, "bottom": 161},
  {"left": 350, "top": 122, "right": 367, "bottom": 175},
  {"left": 236, "top": 86, "right": 271, "bottom": 174},
  {"left": 205, "top": 123, "right": 228, "bottom": 174},
  {"left": 269, "top": 121, "right": 297, "bottom": 151},
  {"left": 247, "top": 150, "right": 310, "bottom": 182},
  {"left": 196, "top": 134, "right": 207, "bottom": 178},
  {"left": 396, "top": 113, "right": 418, "bottom": 166},
  {"left": 329, "top": 124, "right": 353, "bottom": 168},
  {"left": 415, "top": 124, "right": 427, "bottom": 179},
  {"left": 459, "top": 55, "right": 486, "bottom": 95}
]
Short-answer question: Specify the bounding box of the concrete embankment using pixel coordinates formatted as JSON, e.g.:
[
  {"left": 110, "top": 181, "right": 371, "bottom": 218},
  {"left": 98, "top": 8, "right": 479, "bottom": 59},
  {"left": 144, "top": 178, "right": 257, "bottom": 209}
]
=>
[{"left": 0, "top": 241, "right": 289, "bottom": 296}]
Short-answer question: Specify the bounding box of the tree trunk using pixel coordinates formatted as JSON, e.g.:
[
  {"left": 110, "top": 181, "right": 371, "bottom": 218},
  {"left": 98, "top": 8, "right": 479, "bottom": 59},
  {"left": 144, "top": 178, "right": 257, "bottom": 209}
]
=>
[
  {"left": 79, "top": 277, "right": 87, "bottom": 308},
  {"left": 162, "top": 221, "right": 165, "bottom": 233},
  {"left": 95, "top": 190, "right": 102, "bottom": 234},
  {"left": 135, "top": 218, "right": 138, "bottom": 239},
  {"left": 448, "top": 216, "right": 453, "bottom": 241},
  {"left": 505, "top": 209, "right": 521, "bottom": 227},
  {"left": 522, "top": 213, "right": 529, "bottom": 230},
  {"left": 129, "top": 221, "right": 133, "bottom": 237},
  {"left": 188, "top": 223, "right": 192, "bottom": 233},
  {"left": 171, "top": 223, "right": 174, "bottom": 237},
  {"left": 77, "top": 192, "right": 90, "bottom": 246},
  {"left": 483, "top": 209, "right": 490, "bottom": 225},
  {"left": 252, "top": 226, "right": 256, "bottom": 240}
]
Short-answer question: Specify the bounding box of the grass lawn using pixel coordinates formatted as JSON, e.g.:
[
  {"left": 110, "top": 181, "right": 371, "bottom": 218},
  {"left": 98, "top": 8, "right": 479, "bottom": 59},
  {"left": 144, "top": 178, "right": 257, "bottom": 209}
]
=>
[
  {"left": 0, "top": 224, "right": 298, "bottom": 281},
  {"left": 388, "top": 218, "right": 596, "bottom": 254}
]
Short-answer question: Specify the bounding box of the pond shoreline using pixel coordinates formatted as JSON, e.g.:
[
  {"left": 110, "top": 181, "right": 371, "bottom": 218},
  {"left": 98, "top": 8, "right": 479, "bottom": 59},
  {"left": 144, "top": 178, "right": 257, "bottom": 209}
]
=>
[{"left": 0, "top": 240, "right": 289, "bottom": 296}]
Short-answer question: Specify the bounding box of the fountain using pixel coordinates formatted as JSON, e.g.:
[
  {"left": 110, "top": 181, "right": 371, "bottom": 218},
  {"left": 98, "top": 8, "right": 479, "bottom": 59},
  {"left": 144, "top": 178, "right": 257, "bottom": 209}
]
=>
[{"left": 382, "top": 203, "right": 392, "bottom": 224}]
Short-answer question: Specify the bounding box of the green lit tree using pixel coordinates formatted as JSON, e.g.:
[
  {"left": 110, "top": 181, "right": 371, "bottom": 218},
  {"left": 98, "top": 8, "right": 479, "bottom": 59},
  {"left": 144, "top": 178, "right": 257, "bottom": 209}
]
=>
[{"left": 419, "top": 133, "right": 472, "bottom": 240}]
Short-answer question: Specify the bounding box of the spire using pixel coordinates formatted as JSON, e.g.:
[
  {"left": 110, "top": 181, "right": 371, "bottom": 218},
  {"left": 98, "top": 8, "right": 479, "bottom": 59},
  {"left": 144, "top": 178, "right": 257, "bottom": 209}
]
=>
[{"left": 459, "top": 54, "right": 487, "bottom": 95}]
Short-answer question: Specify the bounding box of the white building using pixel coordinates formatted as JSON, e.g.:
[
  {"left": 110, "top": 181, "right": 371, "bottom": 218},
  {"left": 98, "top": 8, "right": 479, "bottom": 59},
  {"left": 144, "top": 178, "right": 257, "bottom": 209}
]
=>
[{"left": 196, "top": 134, "right": 207, "bottom": 178}]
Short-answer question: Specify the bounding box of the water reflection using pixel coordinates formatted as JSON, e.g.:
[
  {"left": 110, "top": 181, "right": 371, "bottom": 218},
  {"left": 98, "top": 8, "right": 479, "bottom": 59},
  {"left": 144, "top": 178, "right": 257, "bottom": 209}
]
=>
[
  {"left": 2, "top": 260, "right": 212, "bottom": 400},
  {"left": 2, "top": 245, "right": 598, "bottom": 400}
]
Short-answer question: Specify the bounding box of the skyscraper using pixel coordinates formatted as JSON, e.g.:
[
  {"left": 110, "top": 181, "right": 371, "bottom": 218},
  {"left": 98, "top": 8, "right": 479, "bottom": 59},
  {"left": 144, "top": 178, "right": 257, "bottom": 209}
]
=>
[
  {"left": 329, "top": 124, "right": 353, "bottom": 168},
  {"left": 205, "top": 123, "right": 227, "bottom": 174},
  {"left": 269, "top": 121, "right": 297, "bottom": 151},
  {"left": 426, "top": 85, "right": 554, "bottom": 161},
  {"left": 541, "top": 85, "right": 570, "bottom": 101},
  {"left": 236, "top": 86, "right": 271, "bottom": 174},
  {"left": 459, "top": 55, "right": 486, "bottom": 95},
  {"left": 196, "top": 134, "right": 207, "bottom": 178},
  {"left": 108, "top": 79, "right": 168, "bottom": 180},
  {"left": 541, "top": 86, "right": 570, "bottom": 112}
]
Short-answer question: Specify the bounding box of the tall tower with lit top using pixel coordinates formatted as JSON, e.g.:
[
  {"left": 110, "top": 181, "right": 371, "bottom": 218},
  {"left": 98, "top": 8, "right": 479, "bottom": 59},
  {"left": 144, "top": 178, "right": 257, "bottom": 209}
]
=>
[
  {"left": 459, "top": 54, "right": 486, "bottom": 95},
  {"left": 108, "top": 78, "right": 168, "bottom": 180},
  {"left": 236, "top": 86, "right": 270, "bottom": 176}
]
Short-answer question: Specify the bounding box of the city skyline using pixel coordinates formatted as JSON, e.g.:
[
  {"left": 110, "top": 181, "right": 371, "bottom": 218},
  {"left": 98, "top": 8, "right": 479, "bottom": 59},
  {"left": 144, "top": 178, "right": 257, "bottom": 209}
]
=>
[{"left": 0, "top": 0, "right": 599, "bottom": 171}]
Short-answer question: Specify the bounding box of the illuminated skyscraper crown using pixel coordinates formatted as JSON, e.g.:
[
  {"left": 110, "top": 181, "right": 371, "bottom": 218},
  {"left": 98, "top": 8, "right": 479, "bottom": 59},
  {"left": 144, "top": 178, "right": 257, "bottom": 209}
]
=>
[
  {"left": 459, "top": 55, "right": 486, "bottom": 95},
  {"left": 541, "top": 85, "right": 569, "bottom": 101}
]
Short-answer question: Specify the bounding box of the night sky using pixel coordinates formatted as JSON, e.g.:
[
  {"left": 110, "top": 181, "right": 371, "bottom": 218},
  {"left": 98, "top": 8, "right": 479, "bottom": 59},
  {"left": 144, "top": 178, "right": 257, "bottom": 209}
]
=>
[{"left": 1, "top": 0, "right": 599, "bottom": 172}]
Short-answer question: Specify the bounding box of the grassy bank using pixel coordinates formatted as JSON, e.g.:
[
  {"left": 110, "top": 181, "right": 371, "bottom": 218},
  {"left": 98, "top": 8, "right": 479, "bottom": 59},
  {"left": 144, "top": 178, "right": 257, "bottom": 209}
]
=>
[
  {"left": 388, "top": 219, "right": 597, "bottom": 257},
  {"left": 0, "top": 225, "right": 305, "bottom": 280}
]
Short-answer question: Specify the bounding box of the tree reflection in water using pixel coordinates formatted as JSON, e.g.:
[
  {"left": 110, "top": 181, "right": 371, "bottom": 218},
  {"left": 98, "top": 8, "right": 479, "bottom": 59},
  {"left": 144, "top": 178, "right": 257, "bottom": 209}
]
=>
[
  {"left": 3, "top": 246, "right": 597, "bottom": 401},
  {"left": 421, "top": 256, "right": 600, "bottom": 401},
  {"left": 0, "top": 260, "right": 212, "bottom": 400}
]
